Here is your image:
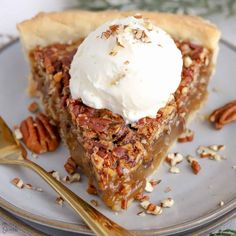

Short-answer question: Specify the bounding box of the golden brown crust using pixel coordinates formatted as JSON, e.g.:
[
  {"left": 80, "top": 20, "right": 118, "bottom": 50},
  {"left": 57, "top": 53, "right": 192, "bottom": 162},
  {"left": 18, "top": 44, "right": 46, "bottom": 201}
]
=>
[{"left": 17, "top": 10, "right": 220, "bottom": 52}]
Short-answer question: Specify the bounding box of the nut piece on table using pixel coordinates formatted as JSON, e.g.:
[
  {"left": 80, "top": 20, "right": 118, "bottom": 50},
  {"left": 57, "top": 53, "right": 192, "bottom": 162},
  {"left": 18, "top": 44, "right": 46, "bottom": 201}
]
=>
[
  {"left": 90, "top": 199, "right": 99, "bottom": 207},
  {"left": 11, "top": 177, "right": 24, "bottom": 189},
  {"left": 64, "top": 157, "right": 78, "bottom": 175},
  {"left": 87, "top": 183, "right": 98, "bottom": 195},
  {"left": 62, "top": 173, "right": 81, "bottom": 184},
  {"left": 187, "top": 155, "right": 201, "bottom": 174},
  {"left": 197, "top": 145, "right": 224, "bottom": 161},
  {"left": 28, "top": 101, "right": 39, "bottom": 113},
  {"left": 56, "top": 196, "right": 64, "bottom": 206},
  {"left": 209, "top": 100, "right": 236, "bottom": 129},
  {"left": 20, "top": 113, "right": 60, "bottom": 154},
  {"left": 160, "top": 198, "right": 175, "bottom": 208},
  {"left": 166, "top": 153, "right": 184, "bottom": 167},
  {"left": 177, "top": 129, "right": 194, "bottom": 143},
  {"left": 140, "top": 201, "right": 162, "bottom": 215}
]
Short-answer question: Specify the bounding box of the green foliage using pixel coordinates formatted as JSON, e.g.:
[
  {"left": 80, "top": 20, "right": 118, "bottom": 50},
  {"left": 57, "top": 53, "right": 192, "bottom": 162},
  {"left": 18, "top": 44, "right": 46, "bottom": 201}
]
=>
[
  {"left": 210, "top": 229, "right": 236, "bottom": 236},
  {"left": 74, "top": 0, "right": 236, "bottom": 16}
]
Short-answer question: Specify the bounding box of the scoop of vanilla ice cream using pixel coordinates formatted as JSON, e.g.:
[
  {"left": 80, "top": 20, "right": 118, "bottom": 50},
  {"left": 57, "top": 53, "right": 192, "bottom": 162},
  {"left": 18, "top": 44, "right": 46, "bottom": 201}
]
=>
[{"left": 69, "top": 16, "right": 183, "bottom": 123}]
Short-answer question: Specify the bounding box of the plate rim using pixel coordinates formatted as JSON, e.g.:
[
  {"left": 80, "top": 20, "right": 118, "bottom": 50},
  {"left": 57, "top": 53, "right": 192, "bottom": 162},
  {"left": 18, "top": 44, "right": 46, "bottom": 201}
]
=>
[
  {"left": 0, "top": 39, "right": 236, "bottom": 236},
  {"left": 0, "top": 193, "right": 236, "bottom": 235}
]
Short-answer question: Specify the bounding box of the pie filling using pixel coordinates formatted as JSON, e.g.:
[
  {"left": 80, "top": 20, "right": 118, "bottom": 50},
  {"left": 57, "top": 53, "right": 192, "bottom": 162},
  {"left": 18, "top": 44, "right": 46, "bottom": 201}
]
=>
[{"left": 30, "top": 39, "right": 212, "bottom": 210}]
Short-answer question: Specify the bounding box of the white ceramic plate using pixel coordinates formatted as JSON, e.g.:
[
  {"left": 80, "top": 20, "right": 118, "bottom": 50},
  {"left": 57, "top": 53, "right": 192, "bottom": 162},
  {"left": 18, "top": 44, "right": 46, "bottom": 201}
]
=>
[{"left": 0, "top": 41, "right": 236, "bottom": 236}]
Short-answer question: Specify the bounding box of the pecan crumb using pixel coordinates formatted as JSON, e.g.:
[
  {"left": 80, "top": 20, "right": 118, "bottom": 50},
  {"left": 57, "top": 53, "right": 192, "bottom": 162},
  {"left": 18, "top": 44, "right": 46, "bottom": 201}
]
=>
[
  {"left": 90, "top": 199, "right": 99, "bottom": 207},
  {"left": 32, "top": 153, "right": 38, "bottom": 159},
  {"left": 87, "top": 184, "right": 98, "bottom": 195},
  {"left": 219, "top": 201, "right": 224, "bottom": 207},
  {"left": 164, "top": 187, "right": 172, "bottom": 193},
  {"left": 71, "top": 173, "right": 81, "bottom": 182},
  {"left": 121, "top": 199, "right": 128, "bottom": 210},
  {"left": 209, "top": 100, "right": 236, "bottom": 129},
  {"left": 150, "top": 179, "right": 161, "bottom": 187},
  {"left": 134, "top": 193, "right": 150, "bottom": 202},
  {"left": 64, "top": 157, "right": 78, "bottom": 174},
  {"left": 187, "top": 155, "right": 198, "bottom": 164},
  {"left": 197, "top": 145, "right": 224, "bottom": 161},
  {"left": 191, "top": 160, "right": 201, "bottom": 175},
  {"left": 145, "top": 180, "right": 154, "bottom": 193},
  {"left": 35, "top": 187, "right": 43, "bottom": 192},
  {"left": 177, "top": 129, "right": 194, "bottom": 143},
  {"left": 166, "top": 153, "right": 183, "bottom": 166},
  {"left": 160, "top": 198, "right": 175, "bottom": 208},
  {"left": 140, "top": 201, "right": 162, "bottom": 215},
  {"left": 169, "top": 166, "right": 180, "bottom": 174},
  {"left": 11, "top": 177, "right": 24, "bottom": 189},
  {"left": 53, "top": 72, "right": 63, "bottom": 82},
  {"left": 14, "top": 128, "right": 23, "bottom": 140},
  {"left": 137, "top": 211, "right": 146, "bottom": 216},
  {"left": 49, "top": 170, "right": 60, "bottom": 181},
  {"left": 28, "top": 101, "right": 39, "bottom": 113},
  {"left": 56, "top": 196, "right": 64, "bottom": 206}
]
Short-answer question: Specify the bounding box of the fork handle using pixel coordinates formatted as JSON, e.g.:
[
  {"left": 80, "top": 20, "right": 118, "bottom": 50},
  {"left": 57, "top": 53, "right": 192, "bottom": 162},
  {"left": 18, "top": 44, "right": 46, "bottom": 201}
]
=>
[{"left": 0, "top": 158, "right": 135, "bottom": 236}]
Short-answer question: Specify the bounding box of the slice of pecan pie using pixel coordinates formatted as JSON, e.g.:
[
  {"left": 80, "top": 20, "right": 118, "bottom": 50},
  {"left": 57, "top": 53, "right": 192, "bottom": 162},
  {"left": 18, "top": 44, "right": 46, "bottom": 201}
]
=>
[{"left": 18, "top": 11, "right": 220, "bottom": 210}]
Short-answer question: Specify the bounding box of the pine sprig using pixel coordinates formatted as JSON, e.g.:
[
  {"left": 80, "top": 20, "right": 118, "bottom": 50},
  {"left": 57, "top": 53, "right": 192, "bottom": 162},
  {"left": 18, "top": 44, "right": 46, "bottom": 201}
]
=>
[{"left": 73, "top": 0, "right": 236, "bottom": 16}]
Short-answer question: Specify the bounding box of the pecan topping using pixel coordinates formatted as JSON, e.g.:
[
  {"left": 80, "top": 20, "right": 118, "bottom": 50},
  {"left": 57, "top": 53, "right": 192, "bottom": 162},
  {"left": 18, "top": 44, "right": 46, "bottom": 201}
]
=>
[
  {"left": 209, "top": 100, "right": 236, "bottom": 129},
  {"left": 20, "top": 113, "right": 60, "bottom": 154}
]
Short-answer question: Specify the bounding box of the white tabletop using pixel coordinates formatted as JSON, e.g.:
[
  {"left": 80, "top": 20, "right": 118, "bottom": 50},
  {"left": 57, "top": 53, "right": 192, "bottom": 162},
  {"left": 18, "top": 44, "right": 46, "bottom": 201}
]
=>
[{"left": 0, "top": 0, "right": 235, "bottom": 235}]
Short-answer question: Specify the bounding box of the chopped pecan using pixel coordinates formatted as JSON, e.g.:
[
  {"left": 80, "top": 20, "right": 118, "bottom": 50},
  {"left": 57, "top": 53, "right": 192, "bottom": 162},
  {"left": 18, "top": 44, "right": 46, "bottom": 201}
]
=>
[
  {"left": 160, "top": 198, "right": 175, "bottom": 208},
  {"left": 209, "top": 100, "right": 236, "bottom": 129},
  {"left": 62, "top": 173, "right": 80, "bottom": 183},
  {"left": 191, "top": 160, "right": 201, "bottom": 175},
  {"left": 53, "top": 72, "right": 63, "bottom": 82},
  {"left": 150, "top": 179, "right": 161, "bottom": 187},
  {"left": 134, "top": 193, "right": 150, "bottom": 202},
  {"left": 177, "top": 129, "right": 194, "bottom": 143},
  {"left": 56, "top": 196, "right": 64, "bottom": 206},
  {"left": 87, "top": 183, "right": 98, "bottom": 195},
  {"left": 166, "top": 153, "right": 184, "bottom": 166},
  {"left": 197, "top": 145, "right": 223, "bottom": 161},
  {"left": 169, "top": 166, "right": 180, "bottom": 174},
  {"left": 90, "top": 199, "right": 99, "bottom": 207},
  {"left": 20, "top": 113, "right": 60, "bottom": 154},
  {"left": 144, "top": 180, "right": 154, "bottom": 193},
  {"left": 64, "top": 157, "right": 78, "bottom": 174},
  {"left": 11, "top": 177, "right": 24, "bottom": 189},
  {"left": 28, "top": 101, "right": 39, "bottom": 113},
  {"left": 14, "top": 128, "right": 23, "bottom": 140},
  {"left": 121, "top": 199, "right": 128, "bottom": 210}
]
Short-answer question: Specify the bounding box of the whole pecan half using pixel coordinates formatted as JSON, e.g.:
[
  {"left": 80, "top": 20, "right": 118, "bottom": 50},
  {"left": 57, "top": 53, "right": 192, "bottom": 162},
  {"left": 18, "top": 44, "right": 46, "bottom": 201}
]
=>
[
  {"left": 209, "top": 100, "right": 236, "bottom": 129},
  {"left": 20, "top": 113, "right": 60, "bottom": 154}
]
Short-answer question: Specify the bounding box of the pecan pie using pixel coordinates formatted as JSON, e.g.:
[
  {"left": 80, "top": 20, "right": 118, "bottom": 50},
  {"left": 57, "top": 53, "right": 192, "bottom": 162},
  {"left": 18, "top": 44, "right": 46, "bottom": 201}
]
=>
[{"left": 18, "top": 11, "right": 220, "bottom": 210}]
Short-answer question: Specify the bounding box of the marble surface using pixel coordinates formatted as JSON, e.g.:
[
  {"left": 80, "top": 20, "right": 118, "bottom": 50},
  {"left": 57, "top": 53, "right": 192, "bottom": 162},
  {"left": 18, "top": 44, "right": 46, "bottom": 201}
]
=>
[{"left": 0, "top": 0, "right": 235, "bottom": 235}]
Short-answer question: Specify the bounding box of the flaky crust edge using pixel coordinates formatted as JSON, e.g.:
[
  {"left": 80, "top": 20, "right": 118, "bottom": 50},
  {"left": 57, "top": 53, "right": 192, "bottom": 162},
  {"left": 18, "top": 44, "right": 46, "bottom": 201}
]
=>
[{"left": 17, "top": 10, "right": 220, "bottom": 52}]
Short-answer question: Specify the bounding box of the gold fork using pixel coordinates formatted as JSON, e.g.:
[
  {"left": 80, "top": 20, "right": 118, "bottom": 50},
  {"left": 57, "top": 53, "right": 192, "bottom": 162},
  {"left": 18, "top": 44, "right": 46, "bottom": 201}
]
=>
[{"left": 0, "top": 116, "right": 135, "bottom": 236}]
